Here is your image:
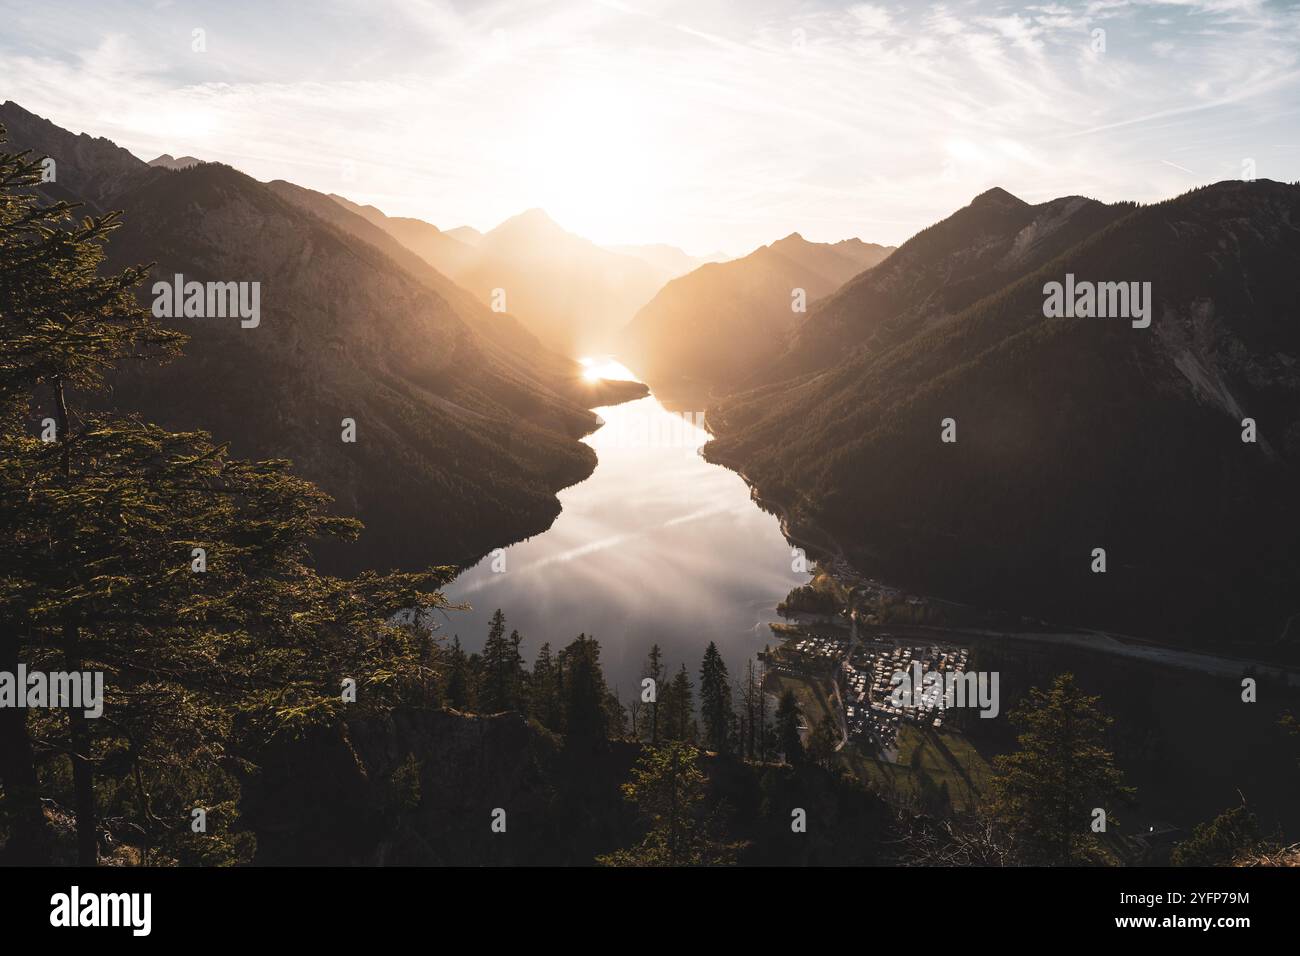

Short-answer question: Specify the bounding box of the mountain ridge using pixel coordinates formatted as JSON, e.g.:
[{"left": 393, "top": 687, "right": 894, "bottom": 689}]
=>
[
  {"left": 0, "top": 101, "right": 644, "bottom": 575},
  {"left": 328, "top": 196, "right": 663, "bottom": 356},
  {"left": 619, "top": 232, "right": 894, "bottom": 399},
  {"left": 706, "top": 179, "right": 1300, "bottom": 653}
]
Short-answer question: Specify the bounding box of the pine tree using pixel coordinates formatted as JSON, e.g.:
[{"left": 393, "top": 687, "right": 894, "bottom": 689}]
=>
[
  {"left": 1171, "top": 803, "right": 1261, "bottom": 866},
  {"left": 443, "top": 636, "right": 472, "bottom": 710},
  {"left": 0, "top": 132, "right": 450, "bottom": 865},
  {"left": 478, "top": 610, "right": 509, "bottom": 712},
  {"left": 775, "top": 690, "right": 803, "bottom": 765},
  {"left": 529, "top": 642, "right": 562, "bottom": 731},
  {"left": 643, "top": 644, "right": 664, "bottom": 746},
  {"left": 699, "top": 642, "right": 735, "bottom": 755},
  {"left": 509, "top": 628, "right": 527, "bottom": 709},
  {"left": 988, "top": 673, "right": 1133, "bottom": 864},
  {"left": 741, "top": 658, "right": 759, "bottom": 760},
  {"left": 661, "top": 663, "right": 696, "bottom": 742},
  {"left": 596, "top": 742, "right": 739, "bottom": 866},
  {"left": 808, "top": 712, "right": 841, "bottom": 769},
  {"left": 558, "top": 634, "right": 609, "bottom": 745},
  {"left": 606, "top": 686, "right": 628, "bottom": 739}
]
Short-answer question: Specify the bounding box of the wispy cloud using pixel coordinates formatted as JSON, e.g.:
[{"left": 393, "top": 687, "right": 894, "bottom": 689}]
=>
[{"left": 1, "top": 0, "right": 1296, "bottom": 251}]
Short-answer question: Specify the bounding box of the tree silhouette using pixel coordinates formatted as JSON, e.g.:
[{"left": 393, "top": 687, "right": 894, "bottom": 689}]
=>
[
  {"left": 988, "top": 673, "right": 1133, "bottom": 864},
  {"left": 0, "top": 132, "right": 451, "bottom": 864},
  {"left": 699, "top": 641, "right": 735, "bottom": 754}
]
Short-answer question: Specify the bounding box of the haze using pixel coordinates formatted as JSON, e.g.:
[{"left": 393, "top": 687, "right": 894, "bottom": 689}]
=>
[{"left": 1, "top": 0, "right": 1297, "bottom": 252}]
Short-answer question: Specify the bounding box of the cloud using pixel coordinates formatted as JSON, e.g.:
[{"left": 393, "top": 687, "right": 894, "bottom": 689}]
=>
[{"left": 1, "top": 0, "right": 1296, "bottom": 251}]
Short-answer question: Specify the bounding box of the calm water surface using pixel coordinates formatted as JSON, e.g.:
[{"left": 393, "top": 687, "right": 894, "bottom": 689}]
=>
[
  {"left": 442, "top": 362, "right": 1300, "bottom": 837},
  {"left": 443, "top": 359, "right": 809, "bottom": 692}
]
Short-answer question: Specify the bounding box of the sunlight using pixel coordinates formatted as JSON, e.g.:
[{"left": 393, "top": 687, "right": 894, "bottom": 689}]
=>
[
  {"left": 519, "top": 80, "right": 661, "bottom": 242},
  {"left": 578, "top": 356, "right": 636, "bottom": 382}
]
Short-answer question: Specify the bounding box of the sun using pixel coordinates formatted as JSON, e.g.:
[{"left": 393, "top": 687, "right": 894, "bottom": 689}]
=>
[
  {"left": 519, "top": 81, "right": 662, "bottom": 241},
  {"left": 579, "top": 356, "right": 636, "bottom": 382}
]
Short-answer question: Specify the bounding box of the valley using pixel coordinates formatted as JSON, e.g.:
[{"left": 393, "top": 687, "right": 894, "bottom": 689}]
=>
[
  {"left": 443, "top": 358, "right": 808, "bottom": 690},
  {"left": 4, "top": 34, "right": 1300, "bottom": 879}
]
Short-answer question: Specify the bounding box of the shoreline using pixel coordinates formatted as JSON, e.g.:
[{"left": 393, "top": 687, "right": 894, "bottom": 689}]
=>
[
  {"left": 701, "top": 416, "right": 1300, "bottom": 681},
  {"left": 444, "top": 376, "right": 651, "bottom": 574}
]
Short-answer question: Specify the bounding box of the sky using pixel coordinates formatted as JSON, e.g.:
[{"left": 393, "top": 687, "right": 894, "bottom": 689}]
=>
[{"left": 1, "top": 0, "right": 1298, "bottom": 255}]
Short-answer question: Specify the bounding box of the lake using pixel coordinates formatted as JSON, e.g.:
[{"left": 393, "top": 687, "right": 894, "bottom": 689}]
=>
[
  {"left": 443, "top": 358, "right": 810, "bottom": 693},
  {"left": 442, "top": 359, "right": 1300, "bottom": 838}
]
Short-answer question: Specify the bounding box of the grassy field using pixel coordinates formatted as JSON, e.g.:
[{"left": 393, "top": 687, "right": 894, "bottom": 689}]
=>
[
  {"left": 840, "top": 725, "right": 995, "bottom": 812},
  {"left": 767, "top": 667, "right": 995, "bottom": 813},
  {"left": 767, "top": 671, "right": 834, "bottom": 732}
]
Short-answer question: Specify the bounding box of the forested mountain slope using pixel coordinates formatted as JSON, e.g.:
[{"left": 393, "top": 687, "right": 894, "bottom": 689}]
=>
[
  {"left": 708, "top": 180, "right": 1300, "bottom": 651},
  {"left": 1, "top": 101, "right": 641, "bottom": 573},
  {"left": 620, "top": 233, "right": 892, "bottom": 396}
]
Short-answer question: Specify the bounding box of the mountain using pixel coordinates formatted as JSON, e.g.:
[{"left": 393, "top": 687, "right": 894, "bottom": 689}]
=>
[
  {"left": 0, "top": 104, "right": 148, "bottom": 211},
  {"left": 329, "top": 200, "right": 661, "bottom": 357},
  {"left": 444, "top": 225, "right": 483, "bottom": 245},
  {"left": 606, "top": 243, "right": 728, "bottom": 286},
  {"left": 1, "top": 100, "right": 644, "bottom": 575},
  {"left": 453, "top": 209, "right": 663, "bottom": 356},
  {"left": 763, "top": 188, "right": 1128, "bottom": 383},
  {"left": 275, "top": 183, "right": 645, "bottom": 409},
  {"left": 329, "top": 194, "right": 480, "bottom": 278},
  {"left": 148, "top": 153, "right": 204, "bottom": 170},
  {"left": 618, "top": 233, "right": 893, "bottom": 398},
  {"left": 707, "top": 181, "right": 1300, "bottom": 654}
]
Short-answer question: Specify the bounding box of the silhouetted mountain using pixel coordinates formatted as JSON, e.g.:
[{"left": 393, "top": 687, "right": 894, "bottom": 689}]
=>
[
  {"left": 288, "top": 185, "right": 643, "bottom": 410},
  {"left": 619, "top": 233, "right": 892, "bottom": 397},
  {"left": 330, "top": 193, "right": 480, "bottom": 278},
  {"left": 764, "top": 188, "right": 1127, "bottom": 383},
  {"left": 444, "top": 225, "right": 483, "bottom": 245},
  {"left": 455, "top": 209, "right": 663, "bottom": 355},
  {"left": 148, "top": 153, "right": 204, "bottom": 170},
  {"left": 606, "top": 242, "right": 727, "bottom": 286},
  {"left": 1, "top": 101, "right": 645, "bottom": 574},
  {"left": 330, "top": 200, "right": 660, "bottom": 357},
  {"left": 707, "top": 181, "right": 1300, "bottom": 653},
  {"left": 0, "top": 101, "right": 152, "bottom": 210}
]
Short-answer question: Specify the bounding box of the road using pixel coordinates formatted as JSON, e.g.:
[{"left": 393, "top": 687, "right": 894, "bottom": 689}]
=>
[{"left": 860, "top": 623, "right": 1300, "bottom": 687}]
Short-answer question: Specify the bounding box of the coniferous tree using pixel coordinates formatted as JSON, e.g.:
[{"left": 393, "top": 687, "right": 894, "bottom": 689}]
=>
[
  {"left": 558, "top": 634, "right": 609, "bottom": 745},
  {"left": 987, "top": 673, "right": 1133, "bottom": 865},
  {"left": 643, "top": 644, "right": 664, "bottom": 746},
  {"left": 1171, "top": 803, "right": 1261, "bottom": 866},
  {"left": 607, "top": 686, "right": 629, "bottom": 738},
  {"left": 699, "top": 642, "right": 735, "bottom": 755},
  {"left": 0, "top": 132, "right": 451, "bottom": 865},
  {"left": 627, "top": 687, "right": 642, "bottom": 739},
  {"left": 597, "top": 742, "right": 739, "bottom": 866},
  {"left": 478, "top": 609, "right": 512, "bottom": 712},
  {"left": 741, "top": 658, "right": 759, "bottom": 760},
  {"left": 529, "top": 642, "right": 562, "bottom": 731},
  {"left": 661, "top": 663, "right": 696, "bottom": 742},
  {"left": 775, "top": 690, "right": 803, "bottom": 766},
  {"left": 808, "top": 712, "right": 841, "bottom": 770},
  {"left": 509, "top": 628, "right": 527, "bottom": 708},
  {"left": 443, "top": 636, "right": 473, "bottom": 710}
]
